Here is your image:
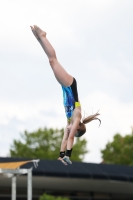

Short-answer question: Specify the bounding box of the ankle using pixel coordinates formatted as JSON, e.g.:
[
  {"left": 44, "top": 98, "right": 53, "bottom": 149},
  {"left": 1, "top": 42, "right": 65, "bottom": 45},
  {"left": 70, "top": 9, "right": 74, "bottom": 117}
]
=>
[
  {"left": 59, "top": 151, "right": 65, "bottom": 158},
  {"left": 65, "top": 149, "right": 72, "bottom": 157},
  {"left": 39, "top": 31, "right": 46, "bottom": 38}
]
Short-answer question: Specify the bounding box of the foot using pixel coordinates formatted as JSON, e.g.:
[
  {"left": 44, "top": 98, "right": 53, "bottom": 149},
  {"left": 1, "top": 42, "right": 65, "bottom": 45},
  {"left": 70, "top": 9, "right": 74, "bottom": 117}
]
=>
[
  {"left": 63, "top": 156, "right": 72, "bottom": 164},
  {"left": 30, "top": 26, "right": 40, "bottom": 41},
  {"left": 34, "top": 25, "right": 46, "bottom": 38},
  {"left": 30, "top": 25, "right": 46, "bottom": 47},
  {"left": 58, "top": 157, "right": 67, "bottom": 166}
]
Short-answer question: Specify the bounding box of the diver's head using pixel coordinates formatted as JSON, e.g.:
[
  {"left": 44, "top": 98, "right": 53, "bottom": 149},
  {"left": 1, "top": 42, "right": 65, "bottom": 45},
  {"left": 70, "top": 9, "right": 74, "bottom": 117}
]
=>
[{"left": 75, "top": 122, "right": 86, "bottom": 137}]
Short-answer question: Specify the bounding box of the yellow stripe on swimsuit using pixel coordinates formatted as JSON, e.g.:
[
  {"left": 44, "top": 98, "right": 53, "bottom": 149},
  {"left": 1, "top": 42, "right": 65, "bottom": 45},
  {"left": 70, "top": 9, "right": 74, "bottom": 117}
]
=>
[
  {"left": 67, "top": 118, "right": 72, "bottom": 123},
  {"left": 67, "top": 102, "right": 81, "bottom": 122},
  {"left": 75, "top": 102, "right": 81, "bottom": 107}
]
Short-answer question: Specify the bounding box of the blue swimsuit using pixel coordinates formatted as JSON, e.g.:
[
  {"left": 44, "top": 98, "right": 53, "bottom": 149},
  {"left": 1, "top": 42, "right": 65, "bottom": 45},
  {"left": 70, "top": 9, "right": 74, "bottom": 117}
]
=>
[{"left": 61, "top": 78, "right": 80, "bottom": 121}]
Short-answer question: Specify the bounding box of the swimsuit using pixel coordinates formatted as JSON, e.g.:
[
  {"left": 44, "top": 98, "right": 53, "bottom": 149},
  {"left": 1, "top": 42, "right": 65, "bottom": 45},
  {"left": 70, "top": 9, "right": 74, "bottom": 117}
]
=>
[{"left": 61, "top": 78, "right": 81, "bottom": 122}]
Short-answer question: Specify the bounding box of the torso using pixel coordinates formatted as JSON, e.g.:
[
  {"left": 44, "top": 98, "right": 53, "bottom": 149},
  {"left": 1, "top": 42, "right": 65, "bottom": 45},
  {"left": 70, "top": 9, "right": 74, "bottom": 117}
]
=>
[
  {"left": 61, "top": 77, "right": 80, "bottom": 122},
  {"left": 62, "top": 85, "right": 75, "bottom": 120}
]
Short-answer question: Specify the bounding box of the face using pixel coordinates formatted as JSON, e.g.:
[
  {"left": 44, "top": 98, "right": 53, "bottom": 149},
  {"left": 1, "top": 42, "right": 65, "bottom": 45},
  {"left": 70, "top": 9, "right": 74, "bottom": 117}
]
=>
[
  {"left": 75, "top": 123, "right": 86, "bottom": 137},
  {"left": 77, "top": 124, "right": 80, "bottom": 130}
]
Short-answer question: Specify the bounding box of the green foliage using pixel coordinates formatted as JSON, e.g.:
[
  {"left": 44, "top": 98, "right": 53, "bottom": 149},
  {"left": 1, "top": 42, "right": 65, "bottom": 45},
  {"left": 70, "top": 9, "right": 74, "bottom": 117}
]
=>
[
  {"left": 73, "top": 137, "right": 88, "bottom": 161},
  {"left": 10, "top": 127, "right": 88, "bottom": 161},
  {"left": 101, "top": 130, "right": 133, "bottom": 165},
  {"left": 39, "top": 193, "right": 70, "bottom": 200}
]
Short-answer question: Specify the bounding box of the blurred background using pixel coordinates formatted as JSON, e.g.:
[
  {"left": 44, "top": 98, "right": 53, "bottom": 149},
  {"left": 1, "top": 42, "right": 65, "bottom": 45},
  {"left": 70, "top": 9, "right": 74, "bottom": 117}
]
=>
[{"left": 0, "top": 0, "right": 133, "bottom": 163}]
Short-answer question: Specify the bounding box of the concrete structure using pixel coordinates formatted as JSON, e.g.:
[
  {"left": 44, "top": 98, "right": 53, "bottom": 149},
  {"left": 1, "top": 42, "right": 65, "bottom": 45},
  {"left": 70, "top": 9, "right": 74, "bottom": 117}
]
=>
[
  {"left": 0, "top": 159, "right": 39, "bottom": 200},
  {"left": 0, "top": 157, "right": 133, "bottom": 200}
]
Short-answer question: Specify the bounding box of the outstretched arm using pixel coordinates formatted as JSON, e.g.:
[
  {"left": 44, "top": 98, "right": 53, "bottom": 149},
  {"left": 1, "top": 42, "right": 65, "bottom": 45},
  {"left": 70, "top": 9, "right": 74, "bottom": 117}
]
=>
[{"left": 66, "top": 109, "right": 81, "bottom": 150}]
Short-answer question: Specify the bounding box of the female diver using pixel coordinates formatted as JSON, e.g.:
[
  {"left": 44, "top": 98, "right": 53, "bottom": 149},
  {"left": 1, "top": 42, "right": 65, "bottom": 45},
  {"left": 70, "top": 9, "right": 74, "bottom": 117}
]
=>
[{"left": 30, "top": 25, "right": 100, "bottom": 165}]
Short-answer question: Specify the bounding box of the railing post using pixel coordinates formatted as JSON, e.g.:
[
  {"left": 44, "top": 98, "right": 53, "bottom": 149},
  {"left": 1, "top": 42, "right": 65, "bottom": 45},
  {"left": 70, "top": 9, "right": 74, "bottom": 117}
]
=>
[
  {"left": 27, "top": 168, "right": 32, "bottom": 200},
  {"left": 12, "top": 176, "right": 16, "bottom": 200}
]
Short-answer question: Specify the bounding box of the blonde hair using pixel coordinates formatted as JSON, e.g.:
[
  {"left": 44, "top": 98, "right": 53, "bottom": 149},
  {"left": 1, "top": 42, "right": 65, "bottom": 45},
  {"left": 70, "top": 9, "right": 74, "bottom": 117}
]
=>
[{"left": 75, "top": 111, "right": 101, "bottom": 137}]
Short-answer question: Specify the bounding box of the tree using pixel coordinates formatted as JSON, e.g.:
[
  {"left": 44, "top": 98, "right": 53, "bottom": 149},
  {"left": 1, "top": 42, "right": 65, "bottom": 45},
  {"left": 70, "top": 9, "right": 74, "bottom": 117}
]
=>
[
  {"left": 101, "top": 129, "right": 133, "bottom": 165},
  {"left": 10, "top": 127, "right": 88, "bottom": 161},
  {"left": 39, "top": 193, "right": 70, "bottom": 200}
]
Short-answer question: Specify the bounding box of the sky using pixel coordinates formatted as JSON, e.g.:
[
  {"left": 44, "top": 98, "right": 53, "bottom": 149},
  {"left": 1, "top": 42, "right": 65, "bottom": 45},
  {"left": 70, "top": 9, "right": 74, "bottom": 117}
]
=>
[{"left": 0, "top": 0, "right": 133, "bottom": 163}]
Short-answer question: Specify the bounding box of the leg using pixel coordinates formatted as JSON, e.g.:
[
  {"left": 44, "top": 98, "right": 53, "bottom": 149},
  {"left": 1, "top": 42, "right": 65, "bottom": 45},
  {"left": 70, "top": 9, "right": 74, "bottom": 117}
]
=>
[{"left": 30, "top": 25, "right": 73, "bottom": 86}]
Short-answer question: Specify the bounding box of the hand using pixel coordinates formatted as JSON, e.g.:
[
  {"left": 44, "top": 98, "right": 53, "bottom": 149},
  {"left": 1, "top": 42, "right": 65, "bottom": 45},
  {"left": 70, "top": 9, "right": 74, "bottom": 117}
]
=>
[{"left": 57, "top": 157, "right": 67, "bottom": 165}]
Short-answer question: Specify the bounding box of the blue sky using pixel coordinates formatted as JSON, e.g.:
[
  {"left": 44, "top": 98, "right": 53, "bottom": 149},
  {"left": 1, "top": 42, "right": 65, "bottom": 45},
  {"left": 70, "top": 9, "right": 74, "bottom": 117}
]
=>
[{"left": 0, "top": 0, "right": 133, "bottom": 163}]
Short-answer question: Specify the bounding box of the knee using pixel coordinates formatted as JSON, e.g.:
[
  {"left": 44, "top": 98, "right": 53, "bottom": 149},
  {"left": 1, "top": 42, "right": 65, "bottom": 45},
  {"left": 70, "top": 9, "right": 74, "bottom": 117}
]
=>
[{"left": 49, "top": 57, "right": 57, "bottom": 67}]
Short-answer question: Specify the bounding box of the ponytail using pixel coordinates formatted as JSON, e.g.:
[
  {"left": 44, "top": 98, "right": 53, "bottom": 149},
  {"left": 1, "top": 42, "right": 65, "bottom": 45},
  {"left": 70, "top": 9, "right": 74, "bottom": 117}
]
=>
[
  {"left": 82, "top": 111, "right": 101, "bottom": 127},
  {"left": 75, "top": 111, "right": 101, "bottom": 138}
]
